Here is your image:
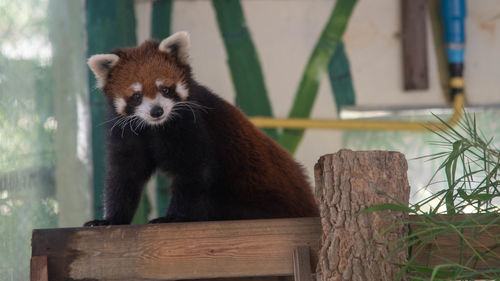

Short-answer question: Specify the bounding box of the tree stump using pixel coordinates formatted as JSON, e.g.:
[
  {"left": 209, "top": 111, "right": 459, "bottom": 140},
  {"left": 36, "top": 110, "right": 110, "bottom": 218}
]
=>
[{"left": 314, "top": 150, "right": 410, "bottom": 281}]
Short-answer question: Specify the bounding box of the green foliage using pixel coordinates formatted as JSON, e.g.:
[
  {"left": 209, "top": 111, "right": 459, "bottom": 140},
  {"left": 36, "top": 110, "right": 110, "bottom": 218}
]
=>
[
  {"left": 424, "top": 113, "right": 500, "bottom": 215},
  {"left": 361, "top": 113, "right": 500, "bottom": 280}
]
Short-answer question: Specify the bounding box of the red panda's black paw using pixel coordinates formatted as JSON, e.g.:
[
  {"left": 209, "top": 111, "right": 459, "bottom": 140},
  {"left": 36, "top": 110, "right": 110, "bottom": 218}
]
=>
[
  {"left": 83, "top": 219, "right": 111, "bottom": 227},
  {"left": 148, "top": 217, "right": 172, "bottom": 224}
]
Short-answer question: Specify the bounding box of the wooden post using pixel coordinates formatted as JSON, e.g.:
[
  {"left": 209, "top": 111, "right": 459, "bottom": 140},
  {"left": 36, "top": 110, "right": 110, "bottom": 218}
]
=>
[
  {"left": 30, "top": 256, "right": 48, "bottom": 281},
  {"left": 402, "top": 0, "right": 429, "bottom": 90},
  {"left": 293, "top": 246, "right": 313, "bottom": 281},
  {"left": 31, "top": 216, "right": 500, "bottom": 279},
  {"left": 314, "top": 150, "right": 410, "bottom": 281}
]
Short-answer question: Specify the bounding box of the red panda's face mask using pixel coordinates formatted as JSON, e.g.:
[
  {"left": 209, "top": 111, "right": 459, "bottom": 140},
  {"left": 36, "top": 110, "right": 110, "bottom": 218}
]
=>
[{"left": 87, "top": 32, "right": 191, "bottom": 127}]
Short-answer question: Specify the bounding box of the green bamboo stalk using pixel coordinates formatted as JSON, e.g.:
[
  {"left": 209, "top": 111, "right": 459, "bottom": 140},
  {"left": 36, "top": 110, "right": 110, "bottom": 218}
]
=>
[
  {"left": 328, "top": 41, "right": 356, "bottom": 113},
  {"left": 277, "top": 0, "right": 358, "bottom": 153},
  {"left": 212, "top": 0, "right": 278, "bottom": 140},
  {"left": 151, "top": 0, "right": 173, "bottom": 217},
  {"left": 86, "top": 0, "right": 138, "bottom": 220},
  {"left": 152, "top": 0, "right": 173, "bottom": 39}
]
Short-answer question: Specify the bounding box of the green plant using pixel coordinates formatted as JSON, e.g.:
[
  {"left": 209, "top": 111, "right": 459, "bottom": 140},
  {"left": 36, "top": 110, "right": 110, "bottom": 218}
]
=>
[{"left": 361, "top": 112, "right": 500, "bottom": 280}]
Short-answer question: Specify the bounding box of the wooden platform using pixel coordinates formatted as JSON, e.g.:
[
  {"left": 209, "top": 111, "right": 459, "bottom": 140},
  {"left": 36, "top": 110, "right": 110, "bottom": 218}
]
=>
[
  {"left": 31, "top": 216, "right": 500, "bottom": 281},
  {"left": 31, "top": 217, "right": 321, "bottom": 281}
]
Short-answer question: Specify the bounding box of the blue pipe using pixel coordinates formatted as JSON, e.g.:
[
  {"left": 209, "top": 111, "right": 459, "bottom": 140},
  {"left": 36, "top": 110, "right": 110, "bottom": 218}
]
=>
[{"left": 441, "top": 0, "right": 466, "bottom": 99}]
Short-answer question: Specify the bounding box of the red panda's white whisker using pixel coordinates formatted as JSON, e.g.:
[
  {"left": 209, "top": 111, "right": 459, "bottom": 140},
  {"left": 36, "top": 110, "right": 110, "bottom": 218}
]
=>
[
  {"left": 167, "top": 111, "right": 181, "bottom": 122},
  {"left": 173, "top": 103, "right": 197, "bottom": 123},
  {"left": 110, "top": 115, "right": 128, "bottom": 133},
  {"left": 129, "top": 117, "right": 140, "bottom": 135},
  {"left": 177, "top": 101, "right": 211, "bottom": 112},
  {"left": 100, "top": 115, "right": 123, "bottom": 127},
  {"left": 116, "top": 115, "right": 136, "bottom": 137}
]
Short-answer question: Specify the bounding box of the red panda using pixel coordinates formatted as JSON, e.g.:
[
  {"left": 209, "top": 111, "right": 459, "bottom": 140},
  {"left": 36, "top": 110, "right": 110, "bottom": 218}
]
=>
[{"left": 84, "top": 31, "right": 318, "bottom": 226}]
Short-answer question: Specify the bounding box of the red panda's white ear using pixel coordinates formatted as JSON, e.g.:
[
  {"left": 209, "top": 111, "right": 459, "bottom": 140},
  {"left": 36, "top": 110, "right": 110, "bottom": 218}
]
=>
[
  {"left": 158, "top": 31, "right": 190, "bottom": 65},
  {"left": 87, "top": 54, "right": 120, "bottom": 89}
]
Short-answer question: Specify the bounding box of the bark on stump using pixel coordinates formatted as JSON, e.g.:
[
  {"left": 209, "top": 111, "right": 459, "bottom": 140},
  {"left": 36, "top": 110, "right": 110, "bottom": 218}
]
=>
[{"left": 314, "top": 150, "right": 410, "bottom": 281}]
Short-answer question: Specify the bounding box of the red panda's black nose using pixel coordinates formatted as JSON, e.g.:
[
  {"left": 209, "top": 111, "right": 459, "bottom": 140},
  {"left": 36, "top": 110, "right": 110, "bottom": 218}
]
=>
[{"left": 150, "top": 106, "right": 164, "bottom": 118}]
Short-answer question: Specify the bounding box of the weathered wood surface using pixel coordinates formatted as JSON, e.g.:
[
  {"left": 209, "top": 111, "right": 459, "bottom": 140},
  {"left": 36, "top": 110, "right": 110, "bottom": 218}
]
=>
[
  {"left": 401, "top": 0, "right": 429, "bottom": 90},
  {"left": 409, "top": 214, "right": 500, "bottom": 269},
  {"left": 30, "top": 255, "right": 48, "bottom": 281},
  {"left": 314, "top": 150, "right": 411, "bottom": 281},
  {"left": 32, "top": 215, "right": 500, "bottom": 281},
  {"left": 293, "top": 246, "right": 313, "bottom": 281},
  {"left": 31, "top": 217, "right": 321, "bottom": 281}
]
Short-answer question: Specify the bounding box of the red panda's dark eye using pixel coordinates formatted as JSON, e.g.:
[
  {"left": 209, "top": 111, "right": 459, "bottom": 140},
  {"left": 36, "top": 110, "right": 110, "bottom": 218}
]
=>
[
  {"left": 128, "top": 92, "right": 142, "bottom": 106},
  {"left": 160, "top": 87, "right": 170, "bottom": 96}
]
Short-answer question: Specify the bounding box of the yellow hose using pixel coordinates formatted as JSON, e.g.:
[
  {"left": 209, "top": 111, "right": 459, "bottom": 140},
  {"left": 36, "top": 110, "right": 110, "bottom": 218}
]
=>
[{"left": 250, "top": 93, "right": 464, "bottom": 131}]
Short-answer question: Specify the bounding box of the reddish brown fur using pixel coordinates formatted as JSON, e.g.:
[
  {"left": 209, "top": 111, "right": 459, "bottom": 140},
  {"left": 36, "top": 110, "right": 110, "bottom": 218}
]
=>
[
  {"left": 84, "top": 37, "right": 318, "bottom": 227},
  {"left": 104, "top": 40, "right": 188, "bottom": 101},
  {"left": 207, "top": 103, "right": 319, "bottom": 217}
]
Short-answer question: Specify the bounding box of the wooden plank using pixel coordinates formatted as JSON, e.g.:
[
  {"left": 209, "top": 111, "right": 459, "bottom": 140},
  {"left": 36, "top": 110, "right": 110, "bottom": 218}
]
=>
[
  {"left": 402, "top": 0, "right": 429, "bottom": 90},
  {"left": 31, "top": 215, "right": 500, "bottom": 280},
  {"left": 32, "top": 217, "right": 321, "bottom": 280},
  {"left": 293, "top": 246, "right": 313, "bottom": 281},
  {"left": 30, "top": 256, "right": 48, "bottom": 281},
  {"left": 409, "top": 214, "right": 500, "bottom": 269}
]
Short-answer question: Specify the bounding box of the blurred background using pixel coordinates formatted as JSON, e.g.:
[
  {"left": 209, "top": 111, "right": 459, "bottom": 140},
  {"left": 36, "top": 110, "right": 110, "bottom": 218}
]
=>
[{"left": 1, "top": 0, "right": 500, "bottom": 279}]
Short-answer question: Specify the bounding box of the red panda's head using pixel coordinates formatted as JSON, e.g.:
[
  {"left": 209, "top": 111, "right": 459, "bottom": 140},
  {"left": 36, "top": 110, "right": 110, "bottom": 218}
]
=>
[{"left": 88, "top": 31, "right": 191, "bottom": 126}]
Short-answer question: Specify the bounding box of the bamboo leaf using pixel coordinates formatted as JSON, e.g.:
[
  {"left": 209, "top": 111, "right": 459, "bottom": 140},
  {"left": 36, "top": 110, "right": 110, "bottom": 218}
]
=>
[
  {"left": 383, "top": 111, "right": 499, "bottom": 279},
  {"left": 456, "top": 188, "right": 468, "bottom": 200},
  {"left": 429, "top": 264, "right": 460, "bottom": 280},
  {"left": 356, "top": 203, "right": 413, "bottom": 215},
  {"left": 468, "top": 193, "right": 497, "bottom": 201}
]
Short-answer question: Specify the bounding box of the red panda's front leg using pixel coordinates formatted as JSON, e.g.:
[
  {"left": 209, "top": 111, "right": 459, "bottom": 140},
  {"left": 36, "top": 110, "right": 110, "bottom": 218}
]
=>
[{"left": 84, "top": 138, "right": 156, "bottom": 226}]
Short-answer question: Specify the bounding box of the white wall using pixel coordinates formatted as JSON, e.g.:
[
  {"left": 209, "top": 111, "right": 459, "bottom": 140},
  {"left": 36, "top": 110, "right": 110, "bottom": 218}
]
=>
[{"left": 136, "top": 0, "right": 500, "bottom": 181}]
